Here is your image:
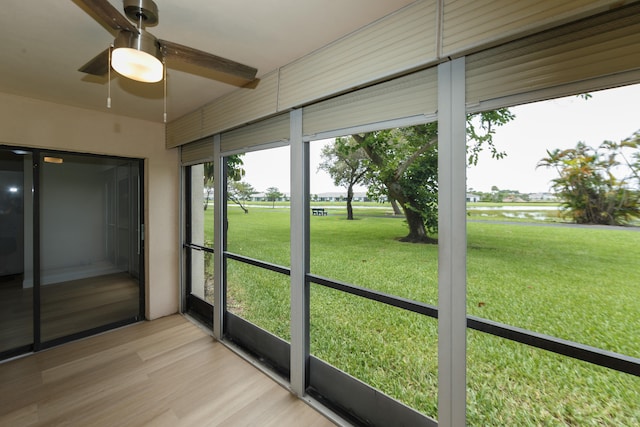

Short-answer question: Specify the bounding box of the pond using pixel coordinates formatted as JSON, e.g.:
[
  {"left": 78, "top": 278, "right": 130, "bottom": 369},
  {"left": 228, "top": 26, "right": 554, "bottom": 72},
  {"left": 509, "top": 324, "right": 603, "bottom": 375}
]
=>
[{"left": 468, "top": 205, "right": 560, "bottom": 221}]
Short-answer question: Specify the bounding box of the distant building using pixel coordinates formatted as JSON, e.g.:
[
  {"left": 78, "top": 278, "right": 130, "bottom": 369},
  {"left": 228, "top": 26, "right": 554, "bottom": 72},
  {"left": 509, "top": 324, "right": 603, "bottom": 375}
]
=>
[
  {"left": 251, "top": 192, "right": 290, "bottom": 202},
  {"left": 314, "top": 192, "right": 369, "bottom": 202},
  {"left": 466, "top": 193, "right": 481, "bottom": 202},
  {"left": 528, "top": 192, "right": 558, "bottom": 201}
]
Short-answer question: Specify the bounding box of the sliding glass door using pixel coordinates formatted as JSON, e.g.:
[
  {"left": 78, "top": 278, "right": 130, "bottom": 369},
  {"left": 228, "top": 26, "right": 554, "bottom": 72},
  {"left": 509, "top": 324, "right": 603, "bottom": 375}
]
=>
[{"left": 0, "top": 147, "right": 144, "bottom": 359}]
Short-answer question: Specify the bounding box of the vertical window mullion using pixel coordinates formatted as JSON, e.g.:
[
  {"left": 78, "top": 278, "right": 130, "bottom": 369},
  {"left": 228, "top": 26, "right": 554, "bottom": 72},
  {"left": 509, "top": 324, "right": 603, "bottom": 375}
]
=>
[
  {"left": 184, "top": 165, "right": 193, "bottom": 300},
  {"left": 289, "top": 108, "right": 309, "bottom": 395},
  {"left": 437, "top": 57, "right": 467, "bottom": 426},
  {"left": 213, "top": 134, "right": 224, "bottom": 339}
]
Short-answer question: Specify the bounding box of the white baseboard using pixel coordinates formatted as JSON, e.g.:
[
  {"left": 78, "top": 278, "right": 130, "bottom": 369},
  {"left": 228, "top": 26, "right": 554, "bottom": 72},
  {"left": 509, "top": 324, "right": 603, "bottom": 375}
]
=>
[{"left": 22, "top": 261, "right": 122, "bottom": 288}]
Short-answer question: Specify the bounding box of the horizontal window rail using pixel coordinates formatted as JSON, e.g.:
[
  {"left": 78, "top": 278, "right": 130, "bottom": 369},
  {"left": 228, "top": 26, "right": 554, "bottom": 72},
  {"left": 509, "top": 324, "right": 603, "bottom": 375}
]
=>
[
  {"left": 467, "top": 315, "right": 640, "bottom": 377},
  {"left": 308, "top": 273, "right": 639, "bottom": 377},
  {"left": 224, "top": 252, "right": 291, "bottom": 276},
  {"left": 308, "top": 273, "right": 439, "bottom": 318},
  {"left": 183, "top": 243, "right": 214, "bottom": 253}
]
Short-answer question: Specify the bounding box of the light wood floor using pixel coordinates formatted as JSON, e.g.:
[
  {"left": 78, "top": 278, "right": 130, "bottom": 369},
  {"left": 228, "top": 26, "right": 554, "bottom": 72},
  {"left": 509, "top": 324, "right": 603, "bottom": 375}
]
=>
[
  {"left": 0, "top": 315, "right": 336, "bottom": 427},
  {"left": 0, "top": 272, "right": 139, "bottom": 352}
]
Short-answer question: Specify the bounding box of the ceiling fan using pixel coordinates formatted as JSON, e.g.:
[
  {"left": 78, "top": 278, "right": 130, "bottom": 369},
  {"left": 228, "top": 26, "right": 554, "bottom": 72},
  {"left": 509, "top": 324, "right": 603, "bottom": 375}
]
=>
[{"left": 76, "top": 0, "right": 258, "bottom": 84}]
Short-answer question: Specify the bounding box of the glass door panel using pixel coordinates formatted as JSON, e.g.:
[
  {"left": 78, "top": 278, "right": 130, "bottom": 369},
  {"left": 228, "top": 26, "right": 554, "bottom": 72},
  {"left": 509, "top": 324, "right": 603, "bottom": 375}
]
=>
[
  {"left": 39, "top": 153, "right": 141, "bottom": 342},
  {"left": 0, "top": 149, "right": 33, "bottom": 356}
]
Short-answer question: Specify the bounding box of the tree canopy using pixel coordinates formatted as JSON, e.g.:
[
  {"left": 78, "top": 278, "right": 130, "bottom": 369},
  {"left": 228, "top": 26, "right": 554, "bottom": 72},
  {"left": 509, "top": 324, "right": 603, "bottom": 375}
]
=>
[
  {"left": 537, "top": 134, "right": 640, "bottom": 225},
  {"left": 227, "top": 181, "right": 256, "bottom": 214},
  {"left": 265, "top": 187, "right": 284, "bottom": 208},
  {"left": 318, "top": 136, "right": 370, "bottom": 220},
  {"left": 340, "top": 108, "right": 514, "bottom": 243},
  {"left": 353, "top": 125, "right": 439, "bottom": 242}
]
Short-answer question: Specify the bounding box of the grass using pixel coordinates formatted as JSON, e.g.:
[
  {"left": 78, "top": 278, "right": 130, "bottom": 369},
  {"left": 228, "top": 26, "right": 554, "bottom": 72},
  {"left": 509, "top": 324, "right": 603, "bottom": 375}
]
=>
[
  {"left": 204, "top": 202, "right": 640, "bottom": 425},
  {"left": 467, "top": 222, "right": 640, "bottom": 355}
]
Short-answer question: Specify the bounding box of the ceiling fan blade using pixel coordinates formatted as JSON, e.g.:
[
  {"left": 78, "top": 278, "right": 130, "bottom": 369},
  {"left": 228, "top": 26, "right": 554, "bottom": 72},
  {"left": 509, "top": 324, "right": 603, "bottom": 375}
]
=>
[
  {"left": 159, "top": 39, "right": 258, "bottom": 82},
  {"left": 76, "top": 0, "right": 138, "bottom": 32},
  {"left": 79, "top": 48, "right": 110, "bottom": 76}
]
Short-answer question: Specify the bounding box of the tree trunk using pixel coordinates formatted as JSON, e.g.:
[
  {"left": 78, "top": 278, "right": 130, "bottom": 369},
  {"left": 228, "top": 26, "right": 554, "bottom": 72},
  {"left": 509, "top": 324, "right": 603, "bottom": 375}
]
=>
[
  {"left": 346, "top": 184, "right": 354, "bottom": 220},
  {"left": 356, "top": 132, "right": 437, "bottom": 243},
  {"left": 390, "top": 199, "right": 402, "bottom": 215},
  {"left": 400, "top": 206, "right": 436, "bottom": 243},
  {"left": 386, "top": 181, "right": 437, "bottom": 244},
  {"left": 204, "top": 190, "right": 211, "bottom": 211}
]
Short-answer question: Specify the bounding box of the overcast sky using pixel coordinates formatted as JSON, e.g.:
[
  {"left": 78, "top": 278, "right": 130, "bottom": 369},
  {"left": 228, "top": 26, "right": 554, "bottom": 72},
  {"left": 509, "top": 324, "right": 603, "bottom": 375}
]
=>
[
  {"left": 240, "top": 83, "right": 639, "bottom": 195},
  {"left": 467, "top": 84, "right": 639, "bottom": 193}
]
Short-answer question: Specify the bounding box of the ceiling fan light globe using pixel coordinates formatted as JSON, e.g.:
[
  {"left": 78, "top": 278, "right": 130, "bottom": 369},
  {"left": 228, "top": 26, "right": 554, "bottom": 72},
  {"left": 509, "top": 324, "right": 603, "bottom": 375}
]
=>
[
  {"left": 112, "top": 30, "right": 163, "bottom": 83},
  {"left": 112, "top": 48, "right": 163, "bottom": 83}
]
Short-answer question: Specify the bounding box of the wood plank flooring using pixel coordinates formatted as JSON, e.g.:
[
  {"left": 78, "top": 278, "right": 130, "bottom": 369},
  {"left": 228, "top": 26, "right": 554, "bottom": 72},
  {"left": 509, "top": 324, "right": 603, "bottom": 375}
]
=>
[
  {"left": 0, "top": 315, "right": 336, "bottom": 427},
  {"left": 0, "top": 272, "right": 139, "bottom": 353}
]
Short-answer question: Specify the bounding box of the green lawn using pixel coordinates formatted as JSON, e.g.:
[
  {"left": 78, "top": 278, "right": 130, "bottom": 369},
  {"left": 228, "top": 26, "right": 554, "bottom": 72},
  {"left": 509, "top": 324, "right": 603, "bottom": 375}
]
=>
[{"left": 209, "top": 203, "right": 640, "bottom": 425}]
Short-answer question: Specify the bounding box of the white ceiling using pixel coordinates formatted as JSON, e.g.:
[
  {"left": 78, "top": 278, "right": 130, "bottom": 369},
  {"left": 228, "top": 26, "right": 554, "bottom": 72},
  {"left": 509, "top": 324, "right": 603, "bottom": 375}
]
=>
[{"left": 0, "top": 0, "right": 416, "bottom": 123}]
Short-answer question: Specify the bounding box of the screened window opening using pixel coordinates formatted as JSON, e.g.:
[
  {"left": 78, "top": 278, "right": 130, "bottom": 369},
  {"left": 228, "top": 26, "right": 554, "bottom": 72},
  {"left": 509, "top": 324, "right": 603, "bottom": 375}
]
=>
[
  {"left": 225, "top": 146, "right": 291, "bottom": 266},
  {"left": 224, "top": 146, "right": 291, "bottom": 344},
  {"left": 308, "top": 123, "right": 440, "bottom": 421},
  {"left": 185, "top": 162, "right": 215, "bottom": 309},
  {"left": 465, "top": 84, "right": 640, "bottom": 426}
]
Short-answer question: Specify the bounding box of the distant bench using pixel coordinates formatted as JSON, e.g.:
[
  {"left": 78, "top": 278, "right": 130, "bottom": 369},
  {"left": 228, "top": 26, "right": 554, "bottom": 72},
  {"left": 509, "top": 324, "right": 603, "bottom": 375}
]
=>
[{"left": 311, "top": 208, "right": 328, "bottom": 216}]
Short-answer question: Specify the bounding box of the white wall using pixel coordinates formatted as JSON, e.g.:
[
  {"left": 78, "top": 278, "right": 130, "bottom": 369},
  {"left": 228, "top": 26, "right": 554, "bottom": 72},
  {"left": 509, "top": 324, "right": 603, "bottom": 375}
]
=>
[
  {"left": 0, "top": 92, "right": 179, "bottom": 319},
  {"left": 39, "top": 161, "right": 106, "bottom": 271},
  {"left": 22, "top": 160, "right": 115, "bottom": 287}
]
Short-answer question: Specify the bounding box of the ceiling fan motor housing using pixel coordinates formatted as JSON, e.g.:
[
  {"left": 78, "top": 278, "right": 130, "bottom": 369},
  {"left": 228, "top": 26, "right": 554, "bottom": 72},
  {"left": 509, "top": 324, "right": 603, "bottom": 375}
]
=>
[
  {"left": 123, "top": 0, "right": 159, "bottom": 26},
  {"left": 114, "top": 30, "right": 160, "bottom": 57}
]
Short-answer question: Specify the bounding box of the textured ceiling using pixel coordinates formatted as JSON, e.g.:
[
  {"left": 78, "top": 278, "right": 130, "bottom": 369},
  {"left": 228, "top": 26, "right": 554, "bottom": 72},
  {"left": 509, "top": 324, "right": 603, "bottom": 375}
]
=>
[{"left": 0, "top": 0, "right": 415, "bottom": 123}]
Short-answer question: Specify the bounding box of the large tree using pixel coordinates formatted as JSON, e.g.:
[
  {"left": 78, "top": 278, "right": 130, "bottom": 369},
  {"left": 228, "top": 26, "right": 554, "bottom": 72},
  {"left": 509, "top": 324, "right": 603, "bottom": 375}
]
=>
[
  {"left": 537, "top": 135, "right": 640, "bottom": 225},
  {"left": 351, "top": 109, "right": 514, "bottom": 243},
  {"left": 353, "top": 126, "right": 438, "bottom": 242},
  {"left": 318, "top": 136, "right": 370, "bottom": 220}
]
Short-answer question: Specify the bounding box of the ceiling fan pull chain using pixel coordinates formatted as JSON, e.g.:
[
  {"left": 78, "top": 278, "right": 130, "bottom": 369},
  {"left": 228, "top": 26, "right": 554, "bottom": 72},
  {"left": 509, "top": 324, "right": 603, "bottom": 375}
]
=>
[
  {"left": 107, "top": 44, "right": 113, "bottom": 109},
  {"left": 163, "top": 58, "right": 167, "bottom": 123}
]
